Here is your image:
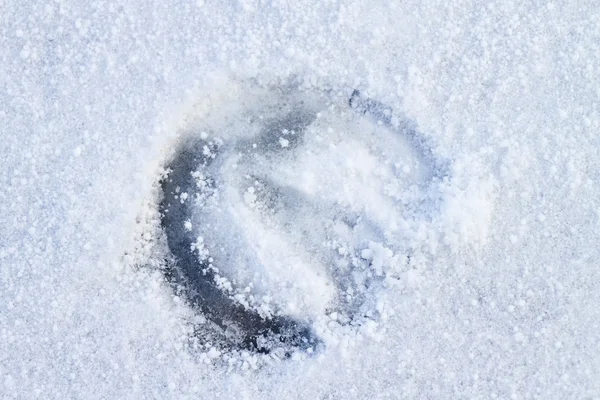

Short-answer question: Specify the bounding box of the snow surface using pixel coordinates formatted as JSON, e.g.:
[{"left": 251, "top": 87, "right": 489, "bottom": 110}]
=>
[{"left": 2, "top": 0, "right": 600, "bottom": 398}]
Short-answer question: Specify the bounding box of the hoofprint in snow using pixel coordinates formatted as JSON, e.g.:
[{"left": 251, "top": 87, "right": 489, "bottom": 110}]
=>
[{"left": 123, "top": 77, "right": 496, "bottom": 367}]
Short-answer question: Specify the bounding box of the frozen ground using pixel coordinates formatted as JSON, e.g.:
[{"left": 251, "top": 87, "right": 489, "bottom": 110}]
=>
[{"left": 2, "top": 0, "right": 600, "bottom": 398}]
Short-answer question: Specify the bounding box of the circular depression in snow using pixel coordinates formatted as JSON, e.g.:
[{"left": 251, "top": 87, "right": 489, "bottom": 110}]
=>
[{"left": 128, "top": 78, "right": 494, "bottom": 363}]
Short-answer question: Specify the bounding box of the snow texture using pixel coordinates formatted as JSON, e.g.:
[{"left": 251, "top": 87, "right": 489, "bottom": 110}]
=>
[{"left": 2, "top": 0, "right": 600, "bottom": 398}]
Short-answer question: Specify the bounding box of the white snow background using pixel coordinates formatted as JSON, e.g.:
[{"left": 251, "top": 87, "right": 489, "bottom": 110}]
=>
[{"left": 2, "top": 0, "right": 600, "bottom": 398}]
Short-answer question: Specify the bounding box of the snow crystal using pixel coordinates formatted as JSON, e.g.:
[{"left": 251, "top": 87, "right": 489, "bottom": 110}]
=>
[{"left": 278, "top": 137, "right": 289, "bottom": 148}]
